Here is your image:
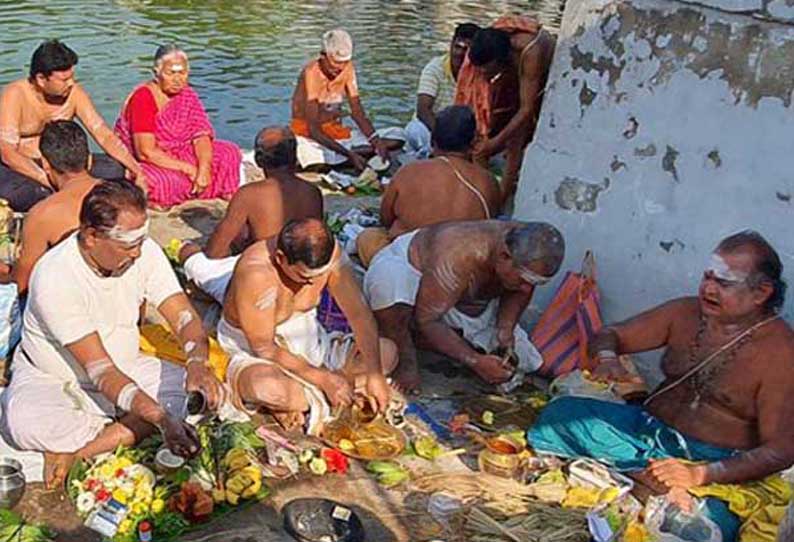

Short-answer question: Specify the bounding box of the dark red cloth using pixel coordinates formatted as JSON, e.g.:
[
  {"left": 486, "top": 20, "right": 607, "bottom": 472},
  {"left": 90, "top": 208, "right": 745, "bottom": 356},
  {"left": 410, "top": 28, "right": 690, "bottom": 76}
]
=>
[{"left": 126, "top": 86, "right": 158, "bottom": 134}]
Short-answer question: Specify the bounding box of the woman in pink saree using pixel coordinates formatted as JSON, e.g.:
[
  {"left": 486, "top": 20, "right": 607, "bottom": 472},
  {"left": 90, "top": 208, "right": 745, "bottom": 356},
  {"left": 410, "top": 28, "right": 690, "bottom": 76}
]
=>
[{"left": 115, "top": 44, "right": 241, "bottom": 209}]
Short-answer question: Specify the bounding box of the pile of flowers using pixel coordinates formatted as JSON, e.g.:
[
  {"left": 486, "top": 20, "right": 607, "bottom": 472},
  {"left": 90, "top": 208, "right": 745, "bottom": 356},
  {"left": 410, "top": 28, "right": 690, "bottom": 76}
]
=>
[
  {"left": 66, "top": 421, "right": 270, "bottom": 542},
  {"left": 70, "top": 452, "right": 172, "bottom": 541}
]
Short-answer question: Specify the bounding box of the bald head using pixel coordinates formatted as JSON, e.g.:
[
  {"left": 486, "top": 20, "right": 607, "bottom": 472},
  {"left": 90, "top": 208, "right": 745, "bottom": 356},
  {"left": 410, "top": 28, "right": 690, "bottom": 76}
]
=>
[
  {"left": 277, "top": 218, "right": 334, "bottom": 268},
  {"left": 254, "top": 126, "right": 297, "bottom": 171},
  {"left": 505, "top": 222, "right": 565, "bottom": 277}
]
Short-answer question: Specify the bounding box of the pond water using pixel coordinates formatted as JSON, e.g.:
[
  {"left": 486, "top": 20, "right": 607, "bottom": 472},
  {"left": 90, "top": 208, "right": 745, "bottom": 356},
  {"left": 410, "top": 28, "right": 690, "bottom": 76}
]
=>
[{"left": 0, "top": 0, "right": 565, "bottom": 147}]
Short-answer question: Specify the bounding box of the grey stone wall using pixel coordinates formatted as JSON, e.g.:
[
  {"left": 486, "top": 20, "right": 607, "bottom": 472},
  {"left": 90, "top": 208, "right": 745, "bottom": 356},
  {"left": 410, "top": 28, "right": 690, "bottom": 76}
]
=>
[{"left": 515, "top": 0, "right": 794, "bottom": 341}]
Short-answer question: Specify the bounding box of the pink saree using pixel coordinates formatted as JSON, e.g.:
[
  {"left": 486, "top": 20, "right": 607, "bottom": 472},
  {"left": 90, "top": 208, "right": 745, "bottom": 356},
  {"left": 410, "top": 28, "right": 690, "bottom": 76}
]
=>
[{"left": 115, "top": 85, "right": 241, "bottom": 208}]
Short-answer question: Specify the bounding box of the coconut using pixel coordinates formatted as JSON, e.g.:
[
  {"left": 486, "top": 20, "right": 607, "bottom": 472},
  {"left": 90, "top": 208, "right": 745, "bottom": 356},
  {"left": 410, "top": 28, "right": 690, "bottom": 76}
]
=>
[
  {"left": 155, "top": 448, "right": 186, "bottom": 472},
  {"left": 367, "top": 155, "right": 390, "bottom": 172}
]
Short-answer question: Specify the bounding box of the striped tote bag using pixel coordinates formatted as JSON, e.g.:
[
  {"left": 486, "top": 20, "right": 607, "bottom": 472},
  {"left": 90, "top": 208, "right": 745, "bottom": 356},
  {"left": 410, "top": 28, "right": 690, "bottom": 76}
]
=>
[{"left": 531, "top": 251, "right": 603, "bottom": 378}]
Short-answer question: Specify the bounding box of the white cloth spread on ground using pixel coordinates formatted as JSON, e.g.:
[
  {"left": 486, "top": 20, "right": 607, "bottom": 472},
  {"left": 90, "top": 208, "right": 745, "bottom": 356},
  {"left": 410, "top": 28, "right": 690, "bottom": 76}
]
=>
[
  {"left": 0, "top": 234, "right": 187, "bottom": 453},
  {"left": 363, "top": 230, "right": 543, "bottom": 374},
  {"left": 183, "top": 252, "right": 239, "bottom": 304},
  {"left": 217, "top": 312, "right": 354, "bottom": 436},
  {"left": 296, "top": 125, "right": 406, "bottom": 169}
]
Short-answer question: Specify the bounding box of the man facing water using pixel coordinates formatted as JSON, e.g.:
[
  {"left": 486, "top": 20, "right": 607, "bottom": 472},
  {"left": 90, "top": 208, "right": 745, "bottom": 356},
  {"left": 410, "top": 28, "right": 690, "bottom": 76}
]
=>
[
  {"left": 455, "top": 17, "right": 555, "bottom": 204},
  {"left": 356, "top": 106, "right": 501, "bottom": 266},
  {"left": 0, "top": 40, "right": 144, "bottom": 211},
  {"left": 180, "top": 126, "right": 323, "bottom": 304}
]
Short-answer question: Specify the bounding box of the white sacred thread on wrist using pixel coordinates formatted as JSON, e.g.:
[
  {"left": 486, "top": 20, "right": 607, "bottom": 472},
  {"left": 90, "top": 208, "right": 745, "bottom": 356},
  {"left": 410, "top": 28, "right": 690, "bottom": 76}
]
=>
[
  {"left": 85, "top": 357, "right": 114, "bottom": 385},
  {"left": 598, "top": 350, "right": 618, "bottom": 360},
  {"left": 117, "top": 383, "right": 140, "bottom": 412}
]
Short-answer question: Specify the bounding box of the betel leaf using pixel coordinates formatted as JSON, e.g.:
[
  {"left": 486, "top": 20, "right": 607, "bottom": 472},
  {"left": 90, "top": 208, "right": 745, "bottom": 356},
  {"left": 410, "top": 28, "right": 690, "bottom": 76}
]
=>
[
  {"left": 65, "top": 457, "right": 88, "bottom": 502},
  {"left": 0, "top": 509, "right": 21, "bottom": 526},
  {"left": 0, "top": 511, "right": 55, "bottom": 542},
  {"left": 152, "top": 511, "right": 190, "bottom": 541}
]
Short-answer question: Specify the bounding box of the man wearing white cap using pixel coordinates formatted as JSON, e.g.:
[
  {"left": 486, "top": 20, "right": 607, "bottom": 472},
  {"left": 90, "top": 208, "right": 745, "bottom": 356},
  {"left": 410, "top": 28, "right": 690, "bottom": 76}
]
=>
[{"left": 291, "top": 29, "right": 404, "bottom": 171}]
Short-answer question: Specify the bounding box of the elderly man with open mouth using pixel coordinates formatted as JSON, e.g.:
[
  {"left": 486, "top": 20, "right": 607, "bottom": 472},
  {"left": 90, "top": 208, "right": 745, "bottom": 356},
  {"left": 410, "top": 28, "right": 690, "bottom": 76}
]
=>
[{"left": 528, "top": 230, "right": 794, "bottom": 542}]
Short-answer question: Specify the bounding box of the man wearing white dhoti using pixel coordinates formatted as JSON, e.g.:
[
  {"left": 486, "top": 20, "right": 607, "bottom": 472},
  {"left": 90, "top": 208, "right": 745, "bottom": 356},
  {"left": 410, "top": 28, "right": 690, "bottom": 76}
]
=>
[
  {"left": 363, "top": 220, "right": 564, "bottom": 394},
  {"left": 218, "top": 218, "right": 396, "bottom": 435},
  {"left": 0, "top": 180, "right": 222, "bottom": 488}
]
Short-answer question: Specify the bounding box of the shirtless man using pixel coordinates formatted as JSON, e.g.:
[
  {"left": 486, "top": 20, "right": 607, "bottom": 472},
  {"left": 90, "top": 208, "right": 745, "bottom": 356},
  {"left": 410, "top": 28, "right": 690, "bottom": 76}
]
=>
[
  {"left": 528, "top": 231, "right": 794, "bottom": 541},
  {"left": 356, "top": 106, "right": 501, "bottom": 266},
  {"left": 456, "top": 18, "right": 555, "bottom": 203},
  {"left": 6, "top": 121, "right": 100, "bottom": 296},
  {"left": 291, "top": 29, "right": 402, "bottom": 171},
  {"left": 364, "top": 220, "right": 564, "bottom": 393},
  {"left": 0, "top": 40, "right": 143, "bottom": 211},
  {"left": 180, "top": 126, "right": 323, "bottom": 303},
  {"left": 0, "top": 180, "right": 222, "bottom": 488},
  {"left": 218, "top": 218, "right": 395, "bottom": 434}
]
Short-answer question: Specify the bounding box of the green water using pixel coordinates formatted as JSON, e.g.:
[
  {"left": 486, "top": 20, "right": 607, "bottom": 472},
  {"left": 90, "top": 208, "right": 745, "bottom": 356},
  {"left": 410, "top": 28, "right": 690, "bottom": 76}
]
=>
[{"left": 0, "top": 0, "right": 564, "bottom": 147}]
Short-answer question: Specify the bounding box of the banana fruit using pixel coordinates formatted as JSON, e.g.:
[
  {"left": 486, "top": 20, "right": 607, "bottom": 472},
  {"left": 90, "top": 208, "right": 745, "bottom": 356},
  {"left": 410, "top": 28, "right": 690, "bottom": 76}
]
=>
[{"left": 218, "top": 447, "right": 263, "bottom": 505}]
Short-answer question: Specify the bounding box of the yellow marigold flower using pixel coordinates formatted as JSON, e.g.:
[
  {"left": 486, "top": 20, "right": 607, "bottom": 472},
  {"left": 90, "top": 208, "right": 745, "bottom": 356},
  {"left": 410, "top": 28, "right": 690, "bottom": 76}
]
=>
[
  {"left": 135, "top": 486, "right": 153, "bottom": 501},
  {"left": 98, "top": 464, "right": 114, "bottom": 479},
  {"left": 118, "top": 519, "right": 133, "bottom": 535},
  {"left": 151, "top": 498, "right": 165, "bottom": 515}
]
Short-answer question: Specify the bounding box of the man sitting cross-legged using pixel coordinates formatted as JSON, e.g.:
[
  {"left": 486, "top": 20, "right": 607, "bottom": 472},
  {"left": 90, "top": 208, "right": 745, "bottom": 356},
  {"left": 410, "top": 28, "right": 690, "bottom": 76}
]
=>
[
  {"left": 356, "top": 105, "right": 501, "bottom": 267},
  {"left": 217, "top": 218, "right": 396, "bottom": 434},
  {"left": 0, "top": 180, "right": 222, "bottom": 488},
  {"left": 180, "top": 126, "right": 323, "bottom": 304},
  {"left": 364, "top": 220, "right": 564, "bottom": 393},
  {"left": 528, "top": 231, "right": 794, "bottom": 542}
]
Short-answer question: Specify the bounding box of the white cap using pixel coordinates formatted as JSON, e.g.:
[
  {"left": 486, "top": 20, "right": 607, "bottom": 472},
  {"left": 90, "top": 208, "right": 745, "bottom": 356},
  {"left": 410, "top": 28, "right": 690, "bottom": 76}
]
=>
[{"left": 322, "top": 29, "right": 353, "bottom": 62}]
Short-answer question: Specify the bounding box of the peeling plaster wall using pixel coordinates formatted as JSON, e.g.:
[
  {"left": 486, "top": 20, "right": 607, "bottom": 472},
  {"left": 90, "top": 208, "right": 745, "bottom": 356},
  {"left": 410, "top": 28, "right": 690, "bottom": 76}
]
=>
[{"left": 514, "top": 0, "right": 794, "bottom": 370}]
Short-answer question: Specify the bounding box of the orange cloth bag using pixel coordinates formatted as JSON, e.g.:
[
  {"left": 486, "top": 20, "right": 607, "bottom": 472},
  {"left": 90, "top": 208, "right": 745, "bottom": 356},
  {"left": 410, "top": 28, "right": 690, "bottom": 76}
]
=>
[{"left": 530, "top": 251, "right": 603, "bottom": 378}]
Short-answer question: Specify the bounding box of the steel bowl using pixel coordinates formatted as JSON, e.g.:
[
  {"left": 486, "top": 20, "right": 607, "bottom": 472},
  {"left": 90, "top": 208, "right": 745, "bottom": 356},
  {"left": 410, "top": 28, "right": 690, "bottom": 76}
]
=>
[{"left": 0, "top": 457, "right": 25, "bottom": 509}]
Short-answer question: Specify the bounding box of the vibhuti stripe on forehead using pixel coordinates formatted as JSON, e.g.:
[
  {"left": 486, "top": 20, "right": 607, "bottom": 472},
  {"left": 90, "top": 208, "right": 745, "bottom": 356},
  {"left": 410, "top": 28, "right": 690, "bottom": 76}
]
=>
[
  {"left": 518, "top": 266, "right": 550, "bottom": 285},
  {"left": 707, "top": 253, "right": 749, "bottom": 282},
  {"left": 299, "top": 258, "right": 335, "bottom": 277},
  {"left": 104, "top": 218, "right": 149, "bottom": 244}
]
